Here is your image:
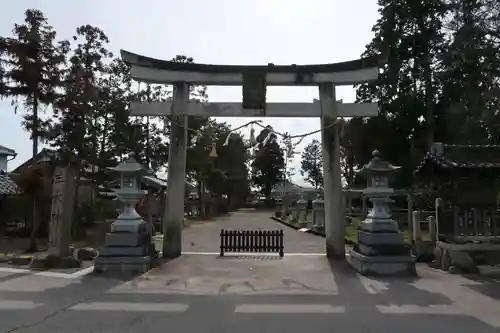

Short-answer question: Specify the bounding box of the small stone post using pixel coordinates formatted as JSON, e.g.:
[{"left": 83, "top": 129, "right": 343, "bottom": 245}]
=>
[
  {"left": 348, "top": 150, "right": 416, "bottom": 276},
  {"left": 295, "top": 197, "right": 307, "bottom": 225},
  {"left": 428, "top": 216, "right": 437, "bottom": 243},
  {"left": 412, "top": 210, "right": 422, "bottom": 244},
  {"left": 282, "top": 194, "right": 292, "bottom": 220},
  {"left": 312, "top": 195, "right": 325, "bottom": 229}
]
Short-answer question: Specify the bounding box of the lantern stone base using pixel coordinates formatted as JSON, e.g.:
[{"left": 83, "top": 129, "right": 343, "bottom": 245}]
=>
[
  {"left": 348, "top": 250, "right": 416, "bottom": 276},
  {"left": 93, "top": 217, "right": 157, "bottom": 275},
  {"left": 94, "top": 256, "right": 156, "bottom": 274},
  {"left": 348, "top": 228, "right": 416, "bottom": 276},
  {"left": 30, "top": 255, "right": 81, "bottom": 270}
]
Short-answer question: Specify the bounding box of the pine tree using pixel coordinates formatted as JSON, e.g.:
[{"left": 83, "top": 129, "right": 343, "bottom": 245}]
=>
[
  {"left": 439, "top": 0, "right": 500, "bottom": 144},
  {"left": 3, "top": 9, "right": 69, "bottom": 251},
  {"left": 300, "top": 139, "right": 323, "bottom": 189},
  {"left": 353, "top": 0, "right": 447, "bottom": 187},
  {"left": 3, "top": 9, "right": 69, "bottom": 155},
  {"left": 252, "top": 126, "right": 285, "bottom": 199}
]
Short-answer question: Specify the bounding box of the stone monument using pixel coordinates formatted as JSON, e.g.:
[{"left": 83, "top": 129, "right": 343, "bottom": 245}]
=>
[
  {"left": 30, "top": 166, "right": 81, "bottom": 269},
  {"left": 348, "top": 150, "right": 416, "bottom": 276},
  {"left": 94, "top": 155, "right": 157, "bottom": 274},
  {"left": 48, "top": 166, "right": 75, "bottom": 257}
]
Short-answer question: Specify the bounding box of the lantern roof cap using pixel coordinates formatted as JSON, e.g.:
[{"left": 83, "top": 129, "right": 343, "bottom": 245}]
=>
[
  {"left": 359, "top": 150, "right": 400, "bottom": 178},
  {"left": 108, "top": 154, "right": 145, "bottom": 174}
]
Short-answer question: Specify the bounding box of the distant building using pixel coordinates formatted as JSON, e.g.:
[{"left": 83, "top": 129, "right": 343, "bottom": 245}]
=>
[
  {"left": 0, "top": 145, "right": 21, "bottom": 196},
  {"left": 271, "top": 179, "right": 319, "bottom": 198}
]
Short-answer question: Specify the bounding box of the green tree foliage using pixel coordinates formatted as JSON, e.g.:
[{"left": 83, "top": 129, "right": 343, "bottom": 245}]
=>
[
  {"left": 51, "top": 25, "right": 112, "bottom": 168},
  {"left": 300, "top": 139, "right": 323, "bottom": 189},
  {"left": 1, "top": 9, "right": 70, "bottom": 251},
  {"left": 2, "top": 9, "right": 69, "bottom": 155},
  {"left": 1, "top": 8, "right": 253, "bottom": 245},
  {"left": 348, "top": 0, "right": 499, "bottom": 188},
  {"left": 252, "top": 126, "right": 285, "bottom": 198},
  {"left": 439, "top": 0, "right": 500, "bottom": 144}
]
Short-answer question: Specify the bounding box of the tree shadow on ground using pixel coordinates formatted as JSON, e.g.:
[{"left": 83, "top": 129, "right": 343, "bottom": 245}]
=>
[{"left": 327, "top": 259, "right": 452, "bottom": 310}]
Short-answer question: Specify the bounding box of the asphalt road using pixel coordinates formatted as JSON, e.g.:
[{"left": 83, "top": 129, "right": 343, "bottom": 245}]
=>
[{"left": 1, "top": 256, "right": 500, "bottom": 333}]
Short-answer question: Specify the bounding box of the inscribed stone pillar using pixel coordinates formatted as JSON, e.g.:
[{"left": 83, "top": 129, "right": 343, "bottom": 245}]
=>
[
  {"left": 319, "top": 84, "right": 345, "bottom": 259},
  {"left": 162, "top": 83, "right": 189, "bottom": 259},
  {"left": 48, "top": 166, "right": 75, "bottom": 258}
]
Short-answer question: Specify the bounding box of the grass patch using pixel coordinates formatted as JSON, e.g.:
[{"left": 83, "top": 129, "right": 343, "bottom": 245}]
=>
[{"left": 345, "top": 218, "right": 429, "bottom": 245}]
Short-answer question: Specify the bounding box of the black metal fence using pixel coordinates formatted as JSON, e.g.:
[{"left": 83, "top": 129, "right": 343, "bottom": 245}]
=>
[{"left": 220, "top": 229, "right": 284, "bottom": 257}]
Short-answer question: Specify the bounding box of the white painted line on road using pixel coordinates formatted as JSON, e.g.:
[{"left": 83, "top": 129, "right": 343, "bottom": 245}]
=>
[
  {"left": 234, "top": 304, "right": 344, "bottom": 313},
  {"left": 0, "top": 266, "right": 95, "bottom": 279},
  {"left": 0, "top": 267, "right": 31, "bottom": 274},
  {"left": 376, "top": 304, "right": 458, "bottom": 315},
  {"left": 181, "top": 251, "right": 326, "bottom": 256},
  {"left": 69, "top": 301, "right": 189, "bottom": 312},
  {"left": 70, "top": 266, "right": 95, "bottom": 278},
  {"left": 357, "top": 274, "right": 388, "bottom": 294},
  {"left": 284, "top": 253, "right": 326, "bottom": 256},
  {"left": 0, "top": 300, "right": 41, "bottom": 310}
]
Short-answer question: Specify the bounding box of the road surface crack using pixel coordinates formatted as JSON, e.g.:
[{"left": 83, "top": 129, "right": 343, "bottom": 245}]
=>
[{"left": 4, "top": 295, "right": 94, "bottom": 333}]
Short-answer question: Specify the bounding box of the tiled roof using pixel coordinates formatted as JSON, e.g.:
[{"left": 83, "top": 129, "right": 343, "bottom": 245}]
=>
[
  {"left": 0, "top": 145, "right": 16, "bottom": 156},
  {"left": 414, "top": 142, "right": 500, "bottom": 176},
  {"left": 0, "top": 171, "right": 22, "bottom": 195}
]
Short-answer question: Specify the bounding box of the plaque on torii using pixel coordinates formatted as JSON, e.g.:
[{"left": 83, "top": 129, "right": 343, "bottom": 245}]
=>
[
  {"left": 121, "top": 49, "right": 383, "bottom": 260},
  {"left": 121, "top": 50, "right": 381, "bottom": 118}
]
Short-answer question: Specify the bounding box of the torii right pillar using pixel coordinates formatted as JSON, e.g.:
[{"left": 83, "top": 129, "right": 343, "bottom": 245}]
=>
[{"left": 319, "top": 84, "right": 345, "bottom": 259}]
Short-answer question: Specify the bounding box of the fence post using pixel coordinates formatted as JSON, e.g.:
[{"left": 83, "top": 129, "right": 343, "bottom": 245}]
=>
[
  {"left": 279, "top": 229, "right": 284, "bottom": 257},
  {"left": 220, "top": 229, "right": 224, "bottom": 256}
]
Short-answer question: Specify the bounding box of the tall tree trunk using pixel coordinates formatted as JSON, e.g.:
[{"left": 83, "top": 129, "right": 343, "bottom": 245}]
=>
[
  {"left": 197, "top": 178, "right": 206, "bottom": 217},
  {"left": 28, "top": 96, "right": 39, "bottom": 252}
]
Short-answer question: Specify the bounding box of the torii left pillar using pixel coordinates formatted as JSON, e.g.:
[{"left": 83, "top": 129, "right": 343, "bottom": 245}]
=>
[
  {"left": 162, "top": 83, "right": 189, "bottom": 259},
  {"left": 319, "top": 84, "right": 345, "bottom": 259}
]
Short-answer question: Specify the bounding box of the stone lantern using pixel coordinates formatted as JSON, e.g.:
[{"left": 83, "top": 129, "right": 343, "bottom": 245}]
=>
[
  {"left": 348, "top": 150, "right": 416, "bottom": 276},
  {"left": 275, "top": 198, "right": 283, "bottom": 218},
  {"left": 295, "top": 196, "right": 308, "bottom": 225},
  {"left": 94, "top": 154, "right": 157, "bottom": 274},
  {"left": 312, "top": 194, "right": 325, "bottom": 229}
]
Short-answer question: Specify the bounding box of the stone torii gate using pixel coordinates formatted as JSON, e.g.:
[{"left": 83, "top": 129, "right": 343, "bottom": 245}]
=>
[{"left": 121, "top": 50, "right": 381, "bottom": 260}]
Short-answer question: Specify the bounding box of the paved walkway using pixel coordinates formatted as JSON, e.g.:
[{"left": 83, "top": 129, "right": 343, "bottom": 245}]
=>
[{"left": 181, "top": 209, "right": 325, "bottom": 254}]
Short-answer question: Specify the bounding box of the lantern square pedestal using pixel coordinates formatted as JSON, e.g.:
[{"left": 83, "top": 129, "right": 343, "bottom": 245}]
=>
[{"left": 348, "top": 250, "right": 416, "bottom": 276}]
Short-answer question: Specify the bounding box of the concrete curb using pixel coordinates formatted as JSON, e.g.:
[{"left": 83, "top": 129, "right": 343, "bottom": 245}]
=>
[{"left": 270, "top": 216, "right": 356, "bottom": 246}]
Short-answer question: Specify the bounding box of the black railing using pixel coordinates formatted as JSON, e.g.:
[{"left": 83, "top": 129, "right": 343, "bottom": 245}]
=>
[{"left": 220, "top": 229, "right": 284, "bottom": 257}]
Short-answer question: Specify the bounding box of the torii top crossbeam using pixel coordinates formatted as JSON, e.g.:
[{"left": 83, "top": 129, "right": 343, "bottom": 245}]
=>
[{"left": 121, "top": 50, "right": 381, "bottom": 86}]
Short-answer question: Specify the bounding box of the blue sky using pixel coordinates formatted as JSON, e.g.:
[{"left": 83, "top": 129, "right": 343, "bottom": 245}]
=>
[{"left": 0, "top": 0, "right": 379, "bottom": 185}]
